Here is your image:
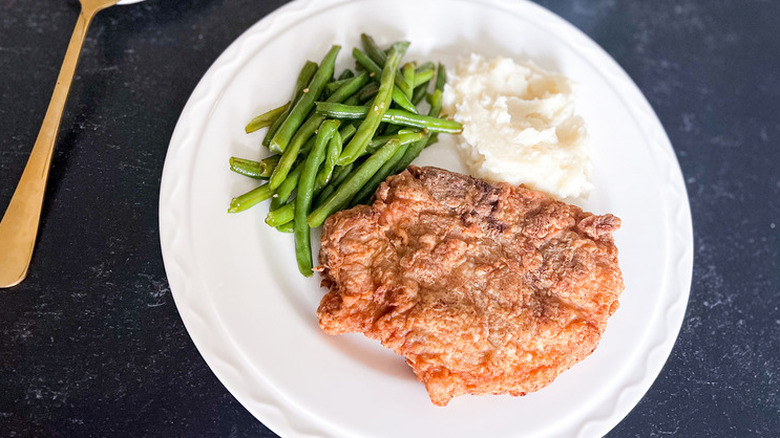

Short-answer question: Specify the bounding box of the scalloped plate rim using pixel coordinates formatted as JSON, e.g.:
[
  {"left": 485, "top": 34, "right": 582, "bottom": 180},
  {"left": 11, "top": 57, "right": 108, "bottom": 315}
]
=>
[{"left": 158, "top": 0, "right": 693, "bottom": 437}]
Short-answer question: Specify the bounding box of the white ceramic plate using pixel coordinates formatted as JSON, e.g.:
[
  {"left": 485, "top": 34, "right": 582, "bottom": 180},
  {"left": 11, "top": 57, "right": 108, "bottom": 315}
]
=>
[{"left": 159, "top": 0, "right": 693, "bottom": 437}]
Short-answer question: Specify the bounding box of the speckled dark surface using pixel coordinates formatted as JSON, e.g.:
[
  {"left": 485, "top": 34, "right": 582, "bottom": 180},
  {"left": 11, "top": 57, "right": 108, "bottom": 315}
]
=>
[{"left": 0, "top": 0, "right": 777, "bottom": 436}]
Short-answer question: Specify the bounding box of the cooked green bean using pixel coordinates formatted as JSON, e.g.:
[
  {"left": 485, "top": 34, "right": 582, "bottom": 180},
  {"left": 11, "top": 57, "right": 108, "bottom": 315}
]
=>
[
  {"left": 276, "top": 221, "right": 294, "bottom": 233},
  {"left": 295, "top": 119, "right": 340, "bottom": 276},
  {"left": 310, "top": 139, "right": 402, "bottom": 227},
  {"left": 338, "top": 42, "right": 409, "bottom": 166},
  {"left": 352, "top": 47, "right": 382, "bottom": 77},
  {"left": 391, "top": 83, "right": 417, "bottom": 113},
  {"left": 267, "top": 124, "right": 356, "bottom": 227},
  {"left": 263, "top": 60, "right": 318, "bottom": 147},
  {"left": 227, "top": 183, "right": 274, "bottom": 213},
  {"left": 414, "top": 62, "right": 435, "bottom": 86},
  {"left": 343, "top": 94, "right": 361, "bottom": 106},
  {"left": 313, "top": 162, "right": 353, "bottom": 209},
  {"left": 380, "top": 107, "right": 458, "bottom": 132},
  {"left": 229, "top": 155, "right": 279, "bottom": 179},
  {"left": 337, "top": 123, "right": 357, "bottom": 143},
  {"left": 394, "top": 64, "right": 448, "bottom": 172},
  {"left": 367, "top": 130, "right": 426, "bottom": 154},
  {"left": 359, "top": 34, "right": 412, "bottom": 97},
  {"left": 266, "top": 202, "right": 294, "bottom": 227},
  {"left": 269, "top": 72, "right": 368, "bottom": 189},
  {"left": 435, "top": 62, "right": 447, "bottom": 91},
  {"left": 272, "top": 160, "right": 304, "bottom": 209},
  {"left": 325, "top": 78, "right": 353, "bottom": 94},
  {"left": 392, "top": 138, "right": 427, "bottom": 174},
  {"left": 270, "top": 116, "right": 319, "bottom": 189},
  {"left": 330, "top": 162, "right": 354, "bottom": 188},
  {"left": 316, "top": 131, "right": 342, "bottom": 189},
  {"left": 269, "top": 45, "right": 340, "bottom": 153},
  {"left": 429, "top": 63, "right": 448, "bottom": 136},
  {"left": 411, "top": 81, "right": 430, "bottom": 106},
  {"left": 313, "top": 185, "right": 335, "bottom": 209},
  {"left": 245, "top": 103, "right": 289, "bottom": 134},
  {"left": 352, "top": 47, "right": 417, "bottom": 113},
  {"left": 357, "top": 82, "right": 379, "bottom": 102},
  {"left": 380, "top": 123, "right": 401, "bottom": 136},
  {"left": 337, "top": 69, "right": 355, "bottom": 80},
  {"left": 351, "top": 142, "right": 409, "bottom": 206},
  {"left": 233, "top": 39, "right": 459, "bottom": 276},
  {"left": 361, "top": 33, "right": 387, "bottom": 66},
  {"left": 316, "top": 103, "right": 462, "bottom": 134},
  {"left": 402, "top": 62, "right": 415, "bottom": 99}
]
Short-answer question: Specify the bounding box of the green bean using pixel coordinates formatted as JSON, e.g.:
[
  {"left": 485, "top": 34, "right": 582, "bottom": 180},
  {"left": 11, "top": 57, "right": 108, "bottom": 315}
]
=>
[
  {"left": 269, "top": 195, "right": 283, "bottom": 212},
  {"left": 267, "top": 124, "right": 356, "bottom": 227},
  {"left": 276, "top": 221, "right": 294, "bottom": 233},
  {"left": 430, "top": 64, "right": 448, "bottom": 134},
  {"left": 263, "top": 60, "right": 318, "bottom": 147},
  {"left": 390, "top": 83, "right": 417, "bottom": 113},
  {"left": 313, "top": 186, "right": 335, "bottom": 209},
  {"left": 313, "top": 162, "right": 353, "bottom": 209},
  {"left": 378, "top": 107, "right": 459, "bottom": 133},
  {"left": 343, "top": 94, "right": 361, "bottom": 106},
  {"left": 229, "top": 155, "right": 279, "bottom": 179},
  {"left": 337, "top": 123, "right": 357, "bottom": 144},
  {"left": 325, "top": 78, "right": 353, "bottom": 94},
  {"left": 435, "top": 62, "right": 447, "bottom": 91},
  {"left": 361, "top": 33, "right": 387, "bottom": 66},
  {"left": 270, "top": 117, "right": 319, "bottom": 189},
  {"left": 266, "top": 202, "right": 294, "bottom": 227},
  {"left": 392, "top": 138, "right": 427, "bottom": 174},
  {"left": 367, "top": 130, "right": 426, "bottom": 154},
  {"left": 414, "top": 62, "right": 435, "bottom": 86},
  {"left": 330, "top": 162, "right": 354, "bottom": 188},
  {"left": 413, "top": 70, "right": 434, "bottom": 88},
  {"left": 411, "top": 81, "right": 430, "bottom": 106},
  {"left": 316, "top": 131, "right": 342, "bottom": 188},
  {"left": 427, "top": 89, "right": 444, "bottom": 119},
  {"left": 338, "top": 69, "right": 355, "bottom": 80},
  {"left": 245, "top": 103, "right": 289, "bottom": 134},
  {"left": 351, "top": 47, "right": 381, "bottom": 76},
  {"left": 295, "top": 119, "right": 340, "bottom": 276},
  {"left": 316, "top": 103, "right": 462, "bottom": 134},
  {"left": 352, "top": 47, "right": 417, "bottom": 113},
  {"left": 394, "top": 64, "right": 448, "bottom": 172},
  {"left": 357, "top": 82, "right": 379, "bottom": 102},
  {"left": 351, "top": 142, "right": 409, "bottom": 206},
  {"left": 303, "top": 124, "right": 352, "bottom": 163},
  {"left": 298, "top": 130, "right": 318, "bottom": 156},
  {"left": 271, "top": 160, "right": 304, "bottom": 209},
  {"left": 380, "top": 123, "right": 401, "bottom": 136},
  {"left": 228, "top": 183, "right": 274, "bottom": 213},
  {"left": 338, "top": 42, "right": 408, "bottom": 166},
  {"left": 269, "top": 72, "right": 369, "bottom": 189},
  {"left": 402, "top": 62, "right": 415, "bottom": 99},
  {"left": 406, "top": 65, "right": 434, "bottom": 104},
  {"left": 310, "top": 139, "right": 402, "bottom": 227},
  {"left": 269, "top": 45, "right": 340, "bottom": 153},
  {"left": 359, "top": 34, "right": 412, "bottom": 97},
  {"left": 316, "top": 102, "right": 366, "bottom": 118}
]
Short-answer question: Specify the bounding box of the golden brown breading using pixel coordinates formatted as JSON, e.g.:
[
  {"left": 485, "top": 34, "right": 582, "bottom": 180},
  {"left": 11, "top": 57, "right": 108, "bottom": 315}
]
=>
[{"left": 317, "top": 166, "right": 624, "bottom": 406}]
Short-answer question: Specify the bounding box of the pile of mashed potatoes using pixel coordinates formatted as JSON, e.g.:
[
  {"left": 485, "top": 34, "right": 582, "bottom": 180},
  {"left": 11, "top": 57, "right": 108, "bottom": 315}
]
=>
[{"left": 443, "top": 53, "right": 591, "bottom": 199}]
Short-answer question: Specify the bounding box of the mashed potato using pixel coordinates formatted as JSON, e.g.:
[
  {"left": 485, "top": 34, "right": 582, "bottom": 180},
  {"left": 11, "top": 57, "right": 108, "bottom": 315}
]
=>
[{"left": 443, "top": 54, "right": 591, "bottom": 199}]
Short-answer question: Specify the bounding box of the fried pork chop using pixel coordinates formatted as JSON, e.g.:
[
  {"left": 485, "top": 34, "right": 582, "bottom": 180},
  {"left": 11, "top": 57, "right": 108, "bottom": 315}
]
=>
[{"left": 316, "top": 166, "right": 623, "bottom": 406}]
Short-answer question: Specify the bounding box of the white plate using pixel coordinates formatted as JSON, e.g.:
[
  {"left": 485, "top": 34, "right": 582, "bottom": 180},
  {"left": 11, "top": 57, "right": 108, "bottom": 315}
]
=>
[{"left": 159, "top": 0, "right": 693, "bottom": 437}]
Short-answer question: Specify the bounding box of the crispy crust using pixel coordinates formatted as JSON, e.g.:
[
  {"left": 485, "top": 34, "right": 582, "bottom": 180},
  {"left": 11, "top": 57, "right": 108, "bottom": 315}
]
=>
[{"left": 317, "top": 166, "right": 624, "bottom": 406}]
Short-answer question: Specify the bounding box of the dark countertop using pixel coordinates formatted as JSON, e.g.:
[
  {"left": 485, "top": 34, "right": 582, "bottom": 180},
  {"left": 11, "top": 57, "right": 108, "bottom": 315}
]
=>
[{"left": 1, "top": 0, "right": 777, "bottom": 436}]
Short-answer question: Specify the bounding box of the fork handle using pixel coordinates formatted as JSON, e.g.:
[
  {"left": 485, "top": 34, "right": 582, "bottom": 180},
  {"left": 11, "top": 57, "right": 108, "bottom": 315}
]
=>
[{"left": 0, "top": 7, "right": 100, "bottom": 288}]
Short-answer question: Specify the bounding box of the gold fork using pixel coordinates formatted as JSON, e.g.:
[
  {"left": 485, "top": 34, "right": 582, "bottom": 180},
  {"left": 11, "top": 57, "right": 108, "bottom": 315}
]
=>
[{"left": 0, "top": 0, "right": 140, "bottom": 288}]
